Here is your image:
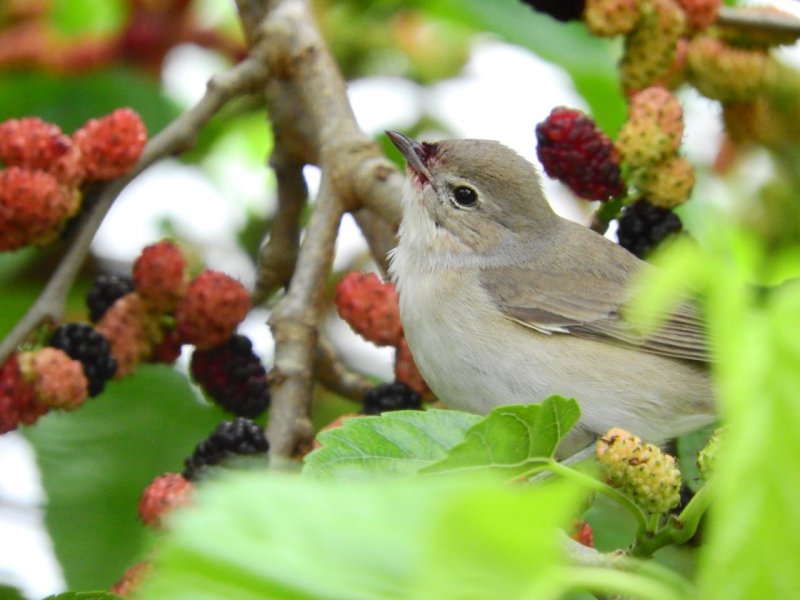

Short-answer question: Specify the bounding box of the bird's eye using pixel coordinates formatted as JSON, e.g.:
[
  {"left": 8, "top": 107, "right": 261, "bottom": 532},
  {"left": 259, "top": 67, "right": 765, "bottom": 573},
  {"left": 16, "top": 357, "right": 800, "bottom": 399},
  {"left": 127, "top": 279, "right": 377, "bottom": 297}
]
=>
[{"left": 452, "top": 186, "right": 478, "bottom": 208}]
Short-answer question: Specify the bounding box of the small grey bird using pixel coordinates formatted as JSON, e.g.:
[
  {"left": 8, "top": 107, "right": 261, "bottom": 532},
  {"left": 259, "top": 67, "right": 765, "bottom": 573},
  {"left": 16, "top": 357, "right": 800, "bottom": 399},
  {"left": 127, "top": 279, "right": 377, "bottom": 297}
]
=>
[{"left": 386, "top": 130, "right": 714, "bottom": 453}]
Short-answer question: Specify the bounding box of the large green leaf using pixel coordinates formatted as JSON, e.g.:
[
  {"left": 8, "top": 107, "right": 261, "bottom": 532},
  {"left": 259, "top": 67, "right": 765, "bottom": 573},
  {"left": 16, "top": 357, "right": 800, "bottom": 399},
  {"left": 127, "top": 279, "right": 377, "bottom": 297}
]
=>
[
  {"left": 24, "top": 364, "right": 229, "bottom": 591},
  {"left": 423, "top": 0, "right": 626, "bottom": 133},
  {"left": 697, "top": 270, "right": 800, "bottom": 598},
  {"left": 139, "top": 472, "right": 581, "bottom": 599},
  {"left": 422, "top": 396, "right": 580, "bottom": 478},
  {"left": 302, "top": 409, "right": 481, "bottom": 479}
]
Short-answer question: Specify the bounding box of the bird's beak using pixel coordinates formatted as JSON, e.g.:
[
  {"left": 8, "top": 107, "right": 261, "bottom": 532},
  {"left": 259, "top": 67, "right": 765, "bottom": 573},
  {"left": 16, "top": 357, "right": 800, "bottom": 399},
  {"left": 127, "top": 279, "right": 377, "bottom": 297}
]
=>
[{"left": 386, "top": 130, "right": 433, "bottom": 186}]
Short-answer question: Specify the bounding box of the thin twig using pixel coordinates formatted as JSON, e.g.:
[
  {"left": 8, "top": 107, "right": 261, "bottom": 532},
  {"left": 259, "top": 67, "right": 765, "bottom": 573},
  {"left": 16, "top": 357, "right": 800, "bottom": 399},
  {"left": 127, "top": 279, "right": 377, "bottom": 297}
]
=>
[
  {"left": 0, "top": 55, "right": 270, "bottom": 365},
  {"left": 717, "top": 6, "right": 800, "bottom": 36},
  {"left": 268, "top": 172, "right": 344, "bottom": 458},
  {"left": 252, "top": 154, "right": 306, "bottom": 305},
  {"left": 315, "top": 335, "right": 373, "bottom": 403}
]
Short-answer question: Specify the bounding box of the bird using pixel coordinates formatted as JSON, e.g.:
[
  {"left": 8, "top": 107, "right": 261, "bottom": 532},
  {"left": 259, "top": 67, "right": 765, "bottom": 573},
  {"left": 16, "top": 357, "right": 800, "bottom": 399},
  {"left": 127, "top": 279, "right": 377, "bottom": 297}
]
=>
[{"left": 385, "top": 130, "right": 714, "bottom": 454}]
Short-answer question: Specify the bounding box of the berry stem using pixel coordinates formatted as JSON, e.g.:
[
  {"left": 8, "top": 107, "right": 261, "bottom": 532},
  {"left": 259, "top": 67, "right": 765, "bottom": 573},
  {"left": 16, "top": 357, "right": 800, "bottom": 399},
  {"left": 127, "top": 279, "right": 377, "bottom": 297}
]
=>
[
  {"left": 631, "top": 479, "right": 715, "bottom": 557},
  {"left": 541, "top": 459, "right": 650, "bottom": 538},
  {"left": 589, "top": 195, "right": 625, "bottom": 235}
]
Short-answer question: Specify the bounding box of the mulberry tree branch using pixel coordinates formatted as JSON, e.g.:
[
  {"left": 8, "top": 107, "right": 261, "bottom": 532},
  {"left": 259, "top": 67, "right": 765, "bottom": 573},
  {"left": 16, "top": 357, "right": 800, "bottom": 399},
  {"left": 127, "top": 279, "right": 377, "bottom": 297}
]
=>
[
  {"left": 0, "top": 55, "right": 270, "bottom": 365},
  {"left": 235, "top": 0, "right": 405, "bottom": 459}
]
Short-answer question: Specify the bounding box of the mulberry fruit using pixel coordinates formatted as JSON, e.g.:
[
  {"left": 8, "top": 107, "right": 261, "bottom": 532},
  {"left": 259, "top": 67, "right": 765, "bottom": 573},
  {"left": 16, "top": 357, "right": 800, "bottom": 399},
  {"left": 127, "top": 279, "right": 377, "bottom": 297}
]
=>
[
  {"left": 48, "top": 323, "right": 117, "bottom": 396},
  {"left": 132, "top": 240, "right": 188, "bottom": 312},
  {"left": 0, "top": 353, "right": 48, "bottom": 433},
  {"left": 0, "top": 117, "right": 84, "bottom": 186},
  {"left": 597, "top": 427, "right": 682, "bottom": 514},
  {"left": 190, "top": 334, "right": 270, "bottom": 418},
  {"left": 638, "top": 154, "right": 695, "bottom": 209},
  {"left": 176, "top": 271, "right": 250, "bottom": 350},
  {"left": 361, "top": 381, "right": 422, "bottom": 415},
  {"left": 138, "top": 472, "right": 193, "bottom": 528},
  {"left": 675, "top": 0, "right": 720, "bottom": 31},
  {"left": 95, "top": 292, "right": 162, "bottom": 377},
  {"left": 616, "top": 199, "right": 682, "bottom": 258},
  {"left": 620, "top": 0, "right": 686, "bottom": 93},
  {"left": 183, "top": 417, "right": 269, "bottom": 481},
  {"left": 86, "top": 273, "right": 135, "bottom": 323},
  {"left": 19, "top": 348, "right": 88, "bottom": 410},
  {"left": 536, "top": 107, "right": 625, "bottom": 201},
  {"left": 584, "top": 0, "right": 642, "bottom": 37},
  {"left": 73, "top": 108, "right": 147, "bottom": 181},
  {"left": 687, "top": 36, "right": 773, "bottom": 103},
  {"left": 394, "top": 338, "right": 430, "bottom": 397},
  {"left": 0, "top": 167, "right": 80, "bottom": 251},
  {"left": 617, "top": 86, "right": 684, "bottom": 168},
  {"left": 335, "top": 272, "right": 403, "bottom": 347}
]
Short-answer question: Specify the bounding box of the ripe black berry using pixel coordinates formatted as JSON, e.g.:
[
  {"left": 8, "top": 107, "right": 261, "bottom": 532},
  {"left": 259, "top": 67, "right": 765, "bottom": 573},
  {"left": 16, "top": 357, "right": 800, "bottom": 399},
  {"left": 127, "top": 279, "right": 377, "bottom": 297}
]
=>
[
  {"left": 616, "top": 199, "right": 683, "bottom": 258},
  {"left": 190, "top": 335, "right": 270, "bottom": 418},
  {"left": 361, "top": 381, "right": 422, "bottom": 415},
  {"left": 520, "top": 0, "right": 585, "bottom": 21},
  {"left": 48, "top": 323, "right": 117, "bottom": 396},
  {"left": 86, "top": 273, "right": 134, "bottom": 323},
  {"left": 183, "top": 417, "right": 269, "bottom": 481}
]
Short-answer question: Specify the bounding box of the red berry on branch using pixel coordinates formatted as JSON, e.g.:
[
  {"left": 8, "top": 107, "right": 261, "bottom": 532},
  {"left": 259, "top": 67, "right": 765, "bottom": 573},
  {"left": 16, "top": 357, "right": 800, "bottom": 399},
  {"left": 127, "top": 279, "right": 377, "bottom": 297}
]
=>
[
  {"left": 0, "top": 167, "right": 79, "bottom": 251},
  {"left": 176, "top": 271, "right": 250, "bottom": 350},
  {"left": 19, "top": 348, "right": 88, "bottom": 410},
  {"left": 73, "top": 108, "right": 147, "bottom": 181},
  {"left": 0, "top": 353, "right": 48, "bottom": 434},
  {"left": 133, "top": 240, "right": 188, "bottom": 312},
  {"left": 0, "top": 117, "right": 84, "bottom": 186},
  {"left": 334, "top": 272, "right": 402, "bottom": 347},
  {"left": 138, "top": 472, "right": 193, "bottom": 528},
  {"left": 536, "top": 107, "right": 625, "bottom": 201}
]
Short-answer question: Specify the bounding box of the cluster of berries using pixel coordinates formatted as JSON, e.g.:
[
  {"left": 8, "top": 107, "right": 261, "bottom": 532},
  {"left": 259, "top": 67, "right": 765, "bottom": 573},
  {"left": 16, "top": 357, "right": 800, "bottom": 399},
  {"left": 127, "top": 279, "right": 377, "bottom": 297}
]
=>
[
  {"left": 596, "top": 427, "right": 682, "bottom": 514},
  {"left": 0, "top": 109, "right": 147, "bottom": 252},
  {"left": 0, "top": 324, "right": 118, "bottom": 433},
  {"left": 334, "top": 271, "right": 429, "bottom": 397},
  {"left": 535, "top": 94, "right": 685, "bottom": 258},
  {"left": 0, "top": 240, "right": 265, "bottom": 432},
  {"left": 523, "top": 1, "right": 800, "bottom": 150}
]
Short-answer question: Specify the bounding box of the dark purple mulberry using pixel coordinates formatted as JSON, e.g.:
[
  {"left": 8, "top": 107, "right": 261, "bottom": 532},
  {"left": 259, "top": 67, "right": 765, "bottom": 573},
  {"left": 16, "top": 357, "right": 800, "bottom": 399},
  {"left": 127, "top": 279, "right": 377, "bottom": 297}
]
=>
[
  {"left": 536, "top": 107, "right": 626, "bottom": 201},
  {"left": 190, "top": 335, "right": 270, "bottom": 418}
]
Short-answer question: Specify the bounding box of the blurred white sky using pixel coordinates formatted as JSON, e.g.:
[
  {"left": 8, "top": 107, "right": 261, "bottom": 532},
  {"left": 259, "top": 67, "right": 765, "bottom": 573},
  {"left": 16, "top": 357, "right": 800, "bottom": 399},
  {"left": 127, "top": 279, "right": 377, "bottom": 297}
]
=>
[{"left": 3, "top": 1, "right": 800, "bottom": 596}]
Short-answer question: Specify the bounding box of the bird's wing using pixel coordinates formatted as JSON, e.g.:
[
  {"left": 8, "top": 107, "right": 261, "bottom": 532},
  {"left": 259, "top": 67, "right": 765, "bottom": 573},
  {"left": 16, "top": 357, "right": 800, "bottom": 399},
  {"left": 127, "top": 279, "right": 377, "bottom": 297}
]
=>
[{"left": 478, "top": 233, "right": 710, "bottom": 363}]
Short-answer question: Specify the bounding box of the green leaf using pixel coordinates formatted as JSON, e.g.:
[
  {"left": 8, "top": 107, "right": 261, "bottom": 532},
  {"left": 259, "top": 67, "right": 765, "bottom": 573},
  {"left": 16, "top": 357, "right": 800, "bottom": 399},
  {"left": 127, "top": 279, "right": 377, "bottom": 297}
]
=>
[
  {"left": 24, "top": 365, "right": 229, "bottom": 590},
  {"left": 698, "top": 275, "right": 800, "bottom": 599},
  {"left": 139, "top": 472, "right": 582, "bottom": 599},
  {"left": 43, "top": 592, "right": 122, "bottom": 600},
  {"left": 302, "top": 409, "right": 481, "bottom": 479},
  {"left": 422, "top": 396, "right": 580, "bottom": 478}
]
